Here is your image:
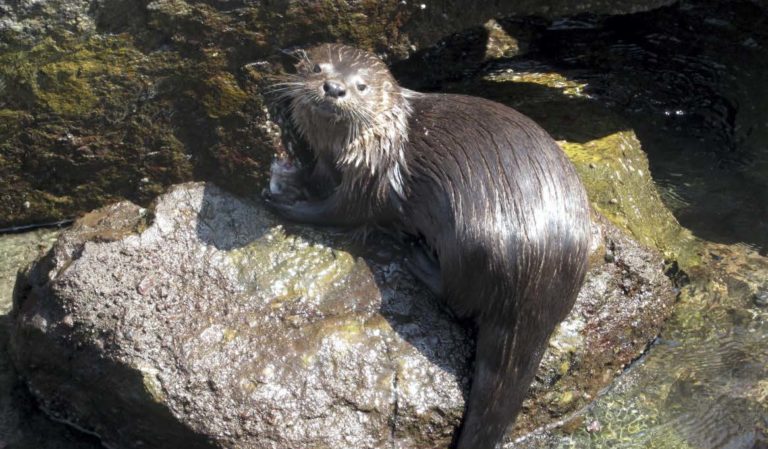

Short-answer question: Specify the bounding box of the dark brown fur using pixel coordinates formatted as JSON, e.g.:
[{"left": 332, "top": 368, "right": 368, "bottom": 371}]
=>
[{"left": 267, "top": 44, "right": 591, "bottom": 449}]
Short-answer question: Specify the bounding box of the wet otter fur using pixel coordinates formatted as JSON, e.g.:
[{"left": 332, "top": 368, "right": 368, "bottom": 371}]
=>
[{"left": 266, "top": 43, "right": 591, "bottom": 449}]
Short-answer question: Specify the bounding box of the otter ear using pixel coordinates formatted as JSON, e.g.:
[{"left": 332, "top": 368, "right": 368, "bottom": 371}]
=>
[
  {"left": 277, "top": 47, "right": 309, "bottom": 73},
  {"left": 382, "top": 81, "right": 392, "bottom": 90},
  {"left": 280, "top": 47, "right": 307, "bottom": 60}
]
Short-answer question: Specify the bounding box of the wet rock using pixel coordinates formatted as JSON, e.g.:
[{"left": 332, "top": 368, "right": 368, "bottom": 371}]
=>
[
  {"left": 0, "top": 0, "right": 675, "bottom": 51},
  {"left": 398, "top": 0, "right": 676, "bottom": 52},
  {"left": 562, "top": 131, "right": 699, "bottom": 266},
  {"left": 0, "top": 230, "right": 60, "bottom": 312},
  {"left": 0, "top": 0, "right": 95, "bottom": 46},
  {"left": 9, "top": 183, "right": 468, "bottom": 449},
  {"left": 517, "top": 212, "right": 676, "bottom": 435},
  {"left": 9, "top": 182, "right": 675, "bottom": 447}
]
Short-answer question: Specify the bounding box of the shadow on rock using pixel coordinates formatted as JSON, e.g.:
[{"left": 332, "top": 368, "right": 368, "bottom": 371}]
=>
[{"left": 0, "top": 312, "right": 105, "bottom": 449}]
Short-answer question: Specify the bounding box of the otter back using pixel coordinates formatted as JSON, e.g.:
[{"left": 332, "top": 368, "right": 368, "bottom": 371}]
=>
[{"left": 400, "top": 92, "right": 590, "bottom": 448}]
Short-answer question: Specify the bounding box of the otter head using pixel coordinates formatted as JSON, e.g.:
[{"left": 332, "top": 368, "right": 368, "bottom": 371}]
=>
[
  {"left": 276, "top": 44, "right": 411, "bottom": 173},
  {"left": 289, "top": 44, "right": 401, "bottom": 120}
]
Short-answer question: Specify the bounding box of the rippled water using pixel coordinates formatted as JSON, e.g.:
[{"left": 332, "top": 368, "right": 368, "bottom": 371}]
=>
[
  {"left": 512, "top": 244, "right": 768, "bottom": 449},
  {"left": 523, "top": 0, "right": 768, "bottom": 255},
  {"left": 573, "top": 309, "right": 765, "bottom": 448}
]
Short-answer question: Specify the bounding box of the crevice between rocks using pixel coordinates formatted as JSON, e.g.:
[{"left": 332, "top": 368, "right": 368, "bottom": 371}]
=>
[{"left": 390, "top": 360, "right": 400, "bottom": 449}]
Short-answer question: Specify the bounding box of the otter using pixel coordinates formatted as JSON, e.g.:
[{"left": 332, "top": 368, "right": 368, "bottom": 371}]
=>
[{"left": 265, "top": 43, "right": 591, "bottom": 449}]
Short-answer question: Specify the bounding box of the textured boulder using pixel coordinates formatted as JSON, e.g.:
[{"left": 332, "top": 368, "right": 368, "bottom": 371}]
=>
[{"left": 9, "top": 182, "right": 675, "bottom": 448}]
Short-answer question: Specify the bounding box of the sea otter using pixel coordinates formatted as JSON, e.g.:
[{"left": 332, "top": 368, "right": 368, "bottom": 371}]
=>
[{"left": 265, "top": 43, "right": 591, "bottom": 449}]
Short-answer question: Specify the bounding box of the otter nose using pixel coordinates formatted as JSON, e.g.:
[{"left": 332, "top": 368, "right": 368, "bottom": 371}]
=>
[{"left": 323, "top": 81, "right": 346, "bottom": 98}]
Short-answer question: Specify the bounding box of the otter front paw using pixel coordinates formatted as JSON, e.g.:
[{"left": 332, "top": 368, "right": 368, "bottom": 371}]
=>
[
  {"left": 263, "top": 192, "right": 354, "bottom": 226},
  {"left": 267, "top": 157, "right": 306, "bottom": 203},
  {"left": 262, "top": 194, "right": 321, "bottom": 223}
]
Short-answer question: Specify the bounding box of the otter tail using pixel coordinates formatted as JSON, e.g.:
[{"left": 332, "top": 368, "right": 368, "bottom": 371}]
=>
[{"left": 455, "top": 299, "right": 563, "bottom": 449}]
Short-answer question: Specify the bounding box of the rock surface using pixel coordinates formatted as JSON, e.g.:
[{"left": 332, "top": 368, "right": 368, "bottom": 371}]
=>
[
  {"left": 0, "top": 229, "right": 104, "bottom": 449},
  {"left": 10, "top": 182, "right": 675, "bottom": 448}
]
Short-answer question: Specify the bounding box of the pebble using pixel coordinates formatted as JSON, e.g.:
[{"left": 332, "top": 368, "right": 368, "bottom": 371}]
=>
[{"left": 753, "top": 287, "right": 768, "bottom": 307}]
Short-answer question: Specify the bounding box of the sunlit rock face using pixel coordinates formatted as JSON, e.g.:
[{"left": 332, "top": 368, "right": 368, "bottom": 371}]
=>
[{"left": 8, "top": 182, "right": 674, "bottom": 448}]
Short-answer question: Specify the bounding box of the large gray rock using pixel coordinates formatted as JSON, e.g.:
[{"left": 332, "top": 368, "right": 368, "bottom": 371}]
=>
[{"left": 9, "top": 183, "right": 675, "bottom": 448}]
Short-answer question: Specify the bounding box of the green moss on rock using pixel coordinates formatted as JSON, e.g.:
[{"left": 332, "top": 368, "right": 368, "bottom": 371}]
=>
[
  {"left": 0, "top": 0, "right": 704, "bottom": 276},
  {"left": 0, "top": 37, "right": 145, "bottom": 117},
  {"left": 201, "top": 73, "right": 248, "bottom": 118},
  {"left": 561, "top": 133, "right": 700, "bottom": 267},
  {"left": 228, "top": 226, "right": 357, "bottom": 301},
  {"left": 0, "top": 29, "right": 276, "bottom": 228},
  {"left": 0, "top": 109, "right": 31, "bottom": 136}
]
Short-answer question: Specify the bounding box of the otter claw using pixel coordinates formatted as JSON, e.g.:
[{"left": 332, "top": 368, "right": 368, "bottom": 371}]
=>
[{"left": 262, "top": 191, "right": 291, "bottom": 209}]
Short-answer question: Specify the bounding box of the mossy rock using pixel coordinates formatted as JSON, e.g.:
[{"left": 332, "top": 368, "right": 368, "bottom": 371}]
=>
[
  {"left": 0, "top": 38, "right": 144, "bottom": 117},
  {"left": 0, "top": 32, "right": 275, "bottom": 229},
  {"left": 200, "top": 73, "right": 249, "bottom": 119},
  {"left": 561, "top": 132, "right": 699, "bottom": 267}
]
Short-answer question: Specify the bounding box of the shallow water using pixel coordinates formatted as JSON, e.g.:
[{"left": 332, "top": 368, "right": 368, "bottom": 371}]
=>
[{"left": 515, "top": 260, "right": 768, "bottom": 448}]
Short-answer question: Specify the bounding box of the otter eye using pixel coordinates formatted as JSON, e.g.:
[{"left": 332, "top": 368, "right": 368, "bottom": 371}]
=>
[
  {"left": 312, "top": 64, "right": 322, "bottom": 73},
  {"left": 356, "top": 83, "right": 368, "bottom": 92}
]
